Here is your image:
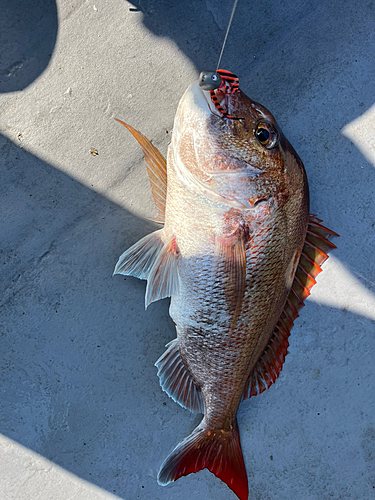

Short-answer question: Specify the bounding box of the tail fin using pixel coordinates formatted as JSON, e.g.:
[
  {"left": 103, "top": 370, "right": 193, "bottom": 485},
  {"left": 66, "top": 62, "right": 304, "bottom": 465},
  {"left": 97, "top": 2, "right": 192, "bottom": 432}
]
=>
[{"left": 157, "top": 419, "right": 248, "bottom": 500}]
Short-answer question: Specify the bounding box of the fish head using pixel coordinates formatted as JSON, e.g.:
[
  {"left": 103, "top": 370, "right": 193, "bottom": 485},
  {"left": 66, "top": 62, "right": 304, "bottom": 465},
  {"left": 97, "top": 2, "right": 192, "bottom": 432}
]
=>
[{"left": 171, "top": 72, "right": 308, "bottom": 211}]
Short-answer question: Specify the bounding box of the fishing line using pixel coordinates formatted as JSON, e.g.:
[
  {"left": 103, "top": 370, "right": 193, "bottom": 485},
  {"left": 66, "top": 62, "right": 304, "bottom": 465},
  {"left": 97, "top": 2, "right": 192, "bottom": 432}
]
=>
[{"left": 216, "top": 0, "right": 239, "bottom": 70}]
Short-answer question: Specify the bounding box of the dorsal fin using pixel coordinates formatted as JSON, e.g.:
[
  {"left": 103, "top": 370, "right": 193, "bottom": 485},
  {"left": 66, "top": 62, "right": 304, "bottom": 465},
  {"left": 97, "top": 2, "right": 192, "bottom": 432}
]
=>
[
  {"left": 242, "top": 215, "right": 339, "bottom": 400},
  {"left": 115, "top": 119, "right": 167, "bottom": 223}
]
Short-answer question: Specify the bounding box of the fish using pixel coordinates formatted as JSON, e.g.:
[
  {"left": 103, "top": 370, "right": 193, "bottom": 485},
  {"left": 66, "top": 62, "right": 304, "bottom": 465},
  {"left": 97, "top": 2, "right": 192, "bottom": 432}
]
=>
[{"left": 113, "top": 70, "right": 338, "bottom": 500}]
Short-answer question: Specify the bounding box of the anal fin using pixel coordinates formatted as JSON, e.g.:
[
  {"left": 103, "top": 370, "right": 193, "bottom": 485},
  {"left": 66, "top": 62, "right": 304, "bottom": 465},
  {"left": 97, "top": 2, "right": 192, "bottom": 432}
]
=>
[
  {"left": 155, "top": 339, "right": 204, "bottom": 413},
  {"left": 242, "top": 215, "right": 339, "bottom": 400},
  {"left": 115, "top": 119, "right": 167, "bottom": 223}
]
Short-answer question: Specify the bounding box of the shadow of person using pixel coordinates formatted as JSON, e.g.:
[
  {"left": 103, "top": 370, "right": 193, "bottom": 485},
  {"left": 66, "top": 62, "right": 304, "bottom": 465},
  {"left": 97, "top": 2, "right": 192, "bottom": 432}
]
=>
[{"left": 0, "top": 0, "right": 58, "bottom": 92}]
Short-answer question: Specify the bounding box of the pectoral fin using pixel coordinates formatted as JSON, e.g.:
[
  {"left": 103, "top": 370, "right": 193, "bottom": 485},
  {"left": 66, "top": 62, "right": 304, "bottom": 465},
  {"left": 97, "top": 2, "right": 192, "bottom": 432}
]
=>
[
  {"left": 115, "top": 119, "right": 167, "bottom": 223},
  {"left": 145, "top": 234, "right": 180, "bottom": 308},
  {"left": 215, "top": 226, "right": 247, "bottom": 329},
  {"left": 113, "top": 229, "right": 165, "bottom": 279},
  {"left": 114, "top": 230, "right": 180, "bottom": 308}
]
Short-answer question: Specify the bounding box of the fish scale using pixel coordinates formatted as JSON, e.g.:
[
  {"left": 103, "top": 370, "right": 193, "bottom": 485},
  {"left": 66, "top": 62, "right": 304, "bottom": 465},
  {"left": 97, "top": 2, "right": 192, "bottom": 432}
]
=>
[
  {"left": 113, "top": 72, "right": 338, "bottom": 500},
  {"left": 170, "top": 145, "right": 300, "bottom": 419}
]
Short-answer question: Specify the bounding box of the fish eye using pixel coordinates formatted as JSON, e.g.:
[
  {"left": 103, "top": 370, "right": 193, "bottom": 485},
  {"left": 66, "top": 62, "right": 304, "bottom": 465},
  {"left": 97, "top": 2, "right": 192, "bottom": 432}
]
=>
[{"left": 255, "top": 122, "right": 279, "bottom": 149}]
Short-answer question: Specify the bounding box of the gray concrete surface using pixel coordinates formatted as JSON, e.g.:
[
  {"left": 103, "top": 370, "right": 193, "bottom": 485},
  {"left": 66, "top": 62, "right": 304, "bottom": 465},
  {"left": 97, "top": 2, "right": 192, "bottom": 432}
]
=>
[{"left": 0, "top": 0, "right": 374, "bottom": 499}]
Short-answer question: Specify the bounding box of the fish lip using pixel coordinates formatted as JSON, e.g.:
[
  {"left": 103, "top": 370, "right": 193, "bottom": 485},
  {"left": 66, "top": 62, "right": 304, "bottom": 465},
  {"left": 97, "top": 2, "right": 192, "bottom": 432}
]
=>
[
  {"left": 198, "top": 84, "right": 243, "bottom": 120},
  {"left": 191, "top": 81, "right": 235, "bottom": 119},
  {"left": 198, "top": 85, "right": 225, "bottom": 118}
]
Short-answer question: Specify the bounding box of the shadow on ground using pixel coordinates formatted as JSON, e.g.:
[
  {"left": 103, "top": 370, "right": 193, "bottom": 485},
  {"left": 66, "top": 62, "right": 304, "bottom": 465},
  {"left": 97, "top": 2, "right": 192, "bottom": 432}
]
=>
[
  {"left": 0, "top": 132, "right": 175, "bottom": 497},
  {"left": 0, "top": 0, "right": 58, "bottom": 92}
]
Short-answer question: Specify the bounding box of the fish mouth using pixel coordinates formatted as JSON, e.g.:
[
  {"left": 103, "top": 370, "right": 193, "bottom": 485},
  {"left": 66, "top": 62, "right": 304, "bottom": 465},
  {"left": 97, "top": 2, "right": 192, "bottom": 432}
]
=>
[
  {"left": 200, "top": 86, "right": 237, "bottom": 119},
  {"left": 188, "top": 81, "right": 234, "bottom": 119},
  {"left": 198, "top": 83, "right": 242, "bottom": 120},
  {"left": 200, "top": 87, "right": 224, "bottom": 118}
]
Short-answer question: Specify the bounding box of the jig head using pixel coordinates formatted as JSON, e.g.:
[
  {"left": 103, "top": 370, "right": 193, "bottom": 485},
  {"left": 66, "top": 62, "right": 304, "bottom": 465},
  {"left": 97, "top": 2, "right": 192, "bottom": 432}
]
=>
[{"left": 199, "top": 71, "right": 222, "bottom": 91}]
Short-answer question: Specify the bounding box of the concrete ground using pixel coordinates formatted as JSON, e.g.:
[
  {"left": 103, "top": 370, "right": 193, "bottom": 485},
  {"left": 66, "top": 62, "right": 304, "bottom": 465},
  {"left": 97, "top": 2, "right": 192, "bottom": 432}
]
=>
[{"left": 1, "top": 0, "right": 374, "bottom": 499}]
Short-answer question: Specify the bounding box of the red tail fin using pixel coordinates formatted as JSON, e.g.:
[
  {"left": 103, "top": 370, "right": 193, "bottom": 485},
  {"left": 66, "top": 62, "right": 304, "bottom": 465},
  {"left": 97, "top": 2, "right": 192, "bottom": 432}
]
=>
[{"left": 157, "top": 418, "right": 248, "bottom": 500}]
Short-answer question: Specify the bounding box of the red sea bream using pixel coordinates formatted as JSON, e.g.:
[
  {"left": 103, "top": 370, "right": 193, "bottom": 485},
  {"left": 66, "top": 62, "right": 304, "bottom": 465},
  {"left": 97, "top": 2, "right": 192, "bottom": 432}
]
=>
[{"left": 113, "top": 70, "right": 337, "bottom": 500}]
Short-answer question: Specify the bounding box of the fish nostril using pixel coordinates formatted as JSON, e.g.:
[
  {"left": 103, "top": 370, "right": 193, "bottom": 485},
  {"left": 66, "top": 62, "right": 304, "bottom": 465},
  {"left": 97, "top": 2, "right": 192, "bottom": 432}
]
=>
[
  {"left": 254, "top": 198, "right": 267, "bottom": 206},
  {"left": 249, "top": 197, "right": 268, "bottom": 207}
]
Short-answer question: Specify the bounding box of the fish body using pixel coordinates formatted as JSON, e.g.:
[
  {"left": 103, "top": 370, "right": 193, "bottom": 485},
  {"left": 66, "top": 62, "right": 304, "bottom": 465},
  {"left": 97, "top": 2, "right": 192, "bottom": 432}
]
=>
[{"left": 114, "top": 72, "right": 337, "bottom": 500}]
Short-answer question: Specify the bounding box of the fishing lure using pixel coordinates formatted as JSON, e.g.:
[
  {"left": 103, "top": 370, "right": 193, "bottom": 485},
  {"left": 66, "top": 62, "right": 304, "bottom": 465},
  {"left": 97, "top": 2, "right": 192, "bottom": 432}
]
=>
[{"left": 199, "top": 69, "right": 241, "bottom": 119}]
